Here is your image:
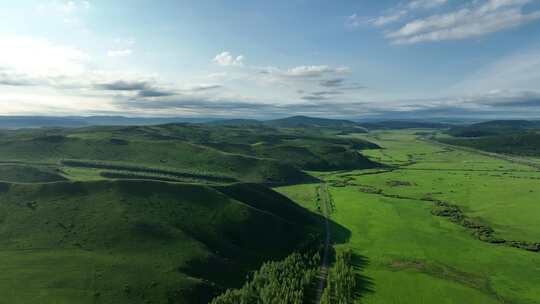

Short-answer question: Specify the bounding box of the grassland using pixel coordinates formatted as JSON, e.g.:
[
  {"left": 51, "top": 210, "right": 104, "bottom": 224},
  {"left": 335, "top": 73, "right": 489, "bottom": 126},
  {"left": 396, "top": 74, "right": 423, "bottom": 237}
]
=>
[{"left": 277, "top": 130, "right": 540, "bottom": 304}]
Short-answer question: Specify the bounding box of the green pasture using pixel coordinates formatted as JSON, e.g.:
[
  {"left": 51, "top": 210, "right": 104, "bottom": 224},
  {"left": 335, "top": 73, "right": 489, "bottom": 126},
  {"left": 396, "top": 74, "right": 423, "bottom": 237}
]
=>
[{"left": 278, "top": 130, "right": 540, "bottom": 304}]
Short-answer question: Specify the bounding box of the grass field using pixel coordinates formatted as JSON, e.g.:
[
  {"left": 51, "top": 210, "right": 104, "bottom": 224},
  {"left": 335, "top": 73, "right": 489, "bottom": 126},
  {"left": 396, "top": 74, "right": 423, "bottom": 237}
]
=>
[{"left": 277, "top": 130, "right": 540, "bottom": 304}]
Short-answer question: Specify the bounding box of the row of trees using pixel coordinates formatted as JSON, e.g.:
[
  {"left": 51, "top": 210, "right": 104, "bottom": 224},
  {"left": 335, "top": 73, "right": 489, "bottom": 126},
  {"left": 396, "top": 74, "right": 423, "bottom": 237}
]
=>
[
  {"left": 211, "top": 252, "right": 321, "bottom": 304},
  {"left": 61, "top": 159, "right": 237, "bottom": 182},
  {"left": 320, "top": 250, "right": 357, "bottom": 304}
]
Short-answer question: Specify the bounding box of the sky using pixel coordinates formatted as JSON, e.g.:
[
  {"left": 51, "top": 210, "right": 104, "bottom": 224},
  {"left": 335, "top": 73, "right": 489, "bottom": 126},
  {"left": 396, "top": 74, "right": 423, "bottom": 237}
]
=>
[{"left": 1, "top": 0, "right": 540, "bottom": 119}]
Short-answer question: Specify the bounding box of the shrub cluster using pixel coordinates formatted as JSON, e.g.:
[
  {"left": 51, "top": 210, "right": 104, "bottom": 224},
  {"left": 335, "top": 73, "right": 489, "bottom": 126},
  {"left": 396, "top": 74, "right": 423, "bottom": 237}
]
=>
[
  {"left": 431, "top": 201, "right": 503, "bottom": 243},
  {"left": 432, "top": 201, "right": 540, "bottom": 251}
]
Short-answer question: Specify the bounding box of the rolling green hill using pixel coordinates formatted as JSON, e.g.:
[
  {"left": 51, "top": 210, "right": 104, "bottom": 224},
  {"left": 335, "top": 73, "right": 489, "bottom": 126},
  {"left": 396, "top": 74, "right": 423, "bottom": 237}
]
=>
[
  {"left": 0, "top": 130, "right": 315, "bottom": 184},
  {"left": 205, "top": 119, "right": 263, "bottom": 126},
  {"left": 0, "top": 121, "right": 378, "bottom": 304},
  {"left": 0, "top": 123, "right": 380, "bottom": 184},
  {"left": 441, "top": 120, "right": 540, "bottom": 156},
  {"left": 147, "top": 123, "right": 379, "bottom": 170},
  {"left": 0, "top": 180, "right": 324, "bottom": 304},
  {"left": 207, "top": 115, "right": 368, "bottom": 133},
  {"left": 359, "top": 120, "right": 451, "bottom": 130},
  {"left": 447, "top": 120, "right": 540, "bottom": 137},
  {"left": 0, "top": 164, "right": 67, "bottom": 183},
  {"left": 265, "top": 115, "right": 365, "bottom": 130},
  {"left": 439, "top": 132, "right": 540, "bottom": 157}
]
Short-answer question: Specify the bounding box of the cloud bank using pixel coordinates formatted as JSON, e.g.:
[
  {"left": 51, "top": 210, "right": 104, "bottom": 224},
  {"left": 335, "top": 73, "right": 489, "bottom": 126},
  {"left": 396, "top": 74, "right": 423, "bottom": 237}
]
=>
[{"left": 358, "top": 0, "right": 540, "bottom": 44}]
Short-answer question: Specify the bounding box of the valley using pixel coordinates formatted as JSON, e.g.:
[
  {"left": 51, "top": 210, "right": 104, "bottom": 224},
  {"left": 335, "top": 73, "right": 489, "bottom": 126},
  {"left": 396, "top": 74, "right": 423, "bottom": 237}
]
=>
[
  {"left": 0, "top": 119, "right": 539, "bottom": 303},
  {"left": 3, "top": 1, "right": 540, "bottom": 302},
  {"left": 277, "top": 129, "right": 540, "bottom": 304}
]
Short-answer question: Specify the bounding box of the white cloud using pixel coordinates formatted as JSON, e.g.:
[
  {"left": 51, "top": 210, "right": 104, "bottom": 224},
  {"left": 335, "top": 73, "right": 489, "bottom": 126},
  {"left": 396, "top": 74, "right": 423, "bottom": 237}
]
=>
[
  {"left": 386, "top": 0, "right": 540, "bottom": 44},
  {"left": 113, "top": 38, "right": 136, "bottom": 46},
  {"left": 284, "top": 65, "right": 350, "bottom": 77},
  {"left": 107, "top": 38, "right": 135, "bottom": 57},
  {"left": 454, "top": 46, "right": 540, "bottom": 93},
  {"left": 205, "top": 72, "right": 228, "bottom": 80},
  {"left": 407, "top": 0, "right": 448, "bottom": 10},
  {"left": 0, "top": 39, "right": 362, "bottom": 117},
  {"left": 369, "top": 10, "right": 408, "bottom": 27},
  {"left": 213, "top": 51, "right": 244, "bottom": 66},
  {"left": 55, "top": 0, "right": 90, "bottom": 13},
  {"left": 33, "top": 1, "right": 91, "bottom": 29},
  {"left": 346, "top": 14, "right": 364, "bottom": 28},
  {"left": 0, "top": 36, "right": 89, "bottom": 76},
  {"left": 107, "top": 49, "right": 133, "bottom": 57},
  {"left": 359, "top": 0, "right": 448, "bottom": 28}
]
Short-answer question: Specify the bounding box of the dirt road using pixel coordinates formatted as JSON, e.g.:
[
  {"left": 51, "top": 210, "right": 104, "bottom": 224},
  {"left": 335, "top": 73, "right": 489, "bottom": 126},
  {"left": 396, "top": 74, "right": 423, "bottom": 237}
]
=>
[{"left": 315, "top": 183, "right": 331, "bottom": 303}]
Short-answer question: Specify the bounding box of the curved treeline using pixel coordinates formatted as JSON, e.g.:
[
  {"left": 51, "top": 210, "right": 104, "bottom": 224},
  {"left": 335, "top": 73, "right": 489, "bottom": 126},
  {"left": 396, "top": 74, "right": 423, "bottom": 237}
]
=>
[
  {"left": 61, "top": 159, "right": 238, "bottom": 183},
  {"left": 211, "top": 252, "right": 321, "bottom": 304},
  {"left": 99, "top": 171, "right": 192, "bottom": 183}
]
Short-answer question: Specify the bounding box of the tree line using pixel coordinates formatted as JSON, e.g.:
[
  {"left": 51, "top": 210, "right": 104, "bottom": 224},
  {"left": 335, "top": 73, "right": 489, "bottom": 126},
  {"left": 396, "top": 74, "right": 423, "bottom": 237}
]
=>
[
  {"left": 211, "top": 252, "right": 321, "bottom": 304},
  {"left": 320, "top": 250, "right": 357, "bottom": 304}
]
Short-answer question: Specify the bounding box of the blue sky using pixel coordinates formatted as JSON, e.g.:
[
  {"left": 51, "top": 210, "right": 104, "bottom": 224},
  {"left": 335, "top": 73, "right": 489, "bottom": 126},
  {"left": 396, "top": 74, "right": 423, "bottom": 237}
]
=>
[{"left": 1, "top": 0, "right": 540, "bottom": 119}]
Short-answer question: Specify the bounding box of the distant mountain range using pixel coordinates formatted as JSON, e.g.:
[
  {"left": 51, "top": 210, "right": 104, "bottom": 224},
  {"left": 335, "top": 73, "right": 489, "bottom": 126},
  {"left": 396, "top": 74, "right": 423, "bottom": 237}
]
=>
[
  {"left": 5, "top": 115, "right": 533, "bottom": 132},
  {"left": 210, "top": 115, "right": 367, "bottom": 132},
  {"left": 0, "top": 115, "right": 369, "bottom": 130},
  {"left": 0, "top": 116, "right": 211, "bottom": 129},
  {"left": 203, "top": 116, "right": 453, "bottom": 131},
  {"left": 358, "top": 120, "right": 452, "bottom": 130}
]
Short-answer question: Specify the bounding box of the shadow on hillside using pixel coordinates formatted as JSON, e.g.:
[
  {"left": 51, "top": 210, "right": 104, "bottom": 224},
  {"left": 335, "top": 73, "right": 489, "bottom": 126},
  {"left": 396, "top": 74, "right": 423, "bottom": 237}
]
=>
[
  {"left": 323, "top": 248, "right": 375, "bottom": 302},
  {"left": 328, "top": 217, "right": 352, "bottom": 245},
  {"left": 351, "top": 253, "right": 375, "bottom": 300}
]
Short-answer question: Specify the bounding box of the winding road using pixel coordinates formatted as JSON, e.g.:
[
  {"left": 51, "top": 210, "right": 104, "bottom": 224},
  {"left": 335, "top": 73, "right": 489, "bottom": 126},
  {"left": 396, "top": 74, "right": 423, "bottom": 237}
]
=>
[{"left": 315, "top": 183, "right": 331, "bottom": 303}]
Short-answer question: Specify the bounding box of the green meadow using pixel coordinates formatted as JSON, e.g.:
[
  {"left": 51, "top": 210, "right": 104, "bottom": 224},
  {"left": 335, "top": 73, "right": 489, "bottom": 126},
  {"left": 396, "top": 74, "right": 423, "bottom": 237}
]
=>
[{"left": 277, "top": 130, "right": 540, "bottom": 304}]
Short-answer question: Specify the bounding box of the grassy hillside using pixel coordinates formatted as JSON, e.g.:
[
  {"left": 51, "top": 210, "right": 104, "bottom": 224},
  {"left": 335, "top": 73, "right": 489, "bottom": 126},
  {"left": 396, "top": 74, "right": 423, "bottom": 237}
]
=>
[
  {"left": 447, "top": 120, "right": 540, "bottom": 137},
  {"left": 0, "top": 120, "right": 377, "bottom": 303},
  {"left": 439, "top": 132, "right": 540, "bottom": 157},
  {"left": 149, "top": 123, "right": 379, "bottom": 170},
  {"left": 0, "top": 123, "right": 380, "bottom": 185},
  {"left": 0, "top": 131, "right": 315, "bottom": 184},
  {"left": 0, "top": 164, "right": 67, "bottom": 183},
  {"left": 208, "top": 115, "right": 368, "bottom": 133},
  {"left": 440, "top": 120, "right": 540, "bottom": 156},
  {"left": 0, "top": 179, "right": 324, "bottom": 304},
  {"left": 266, "top": 115, "right": 365, "bottom": 130},
  {"left": 359, "top": 120, "right": 451, "bottom": 130}
]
